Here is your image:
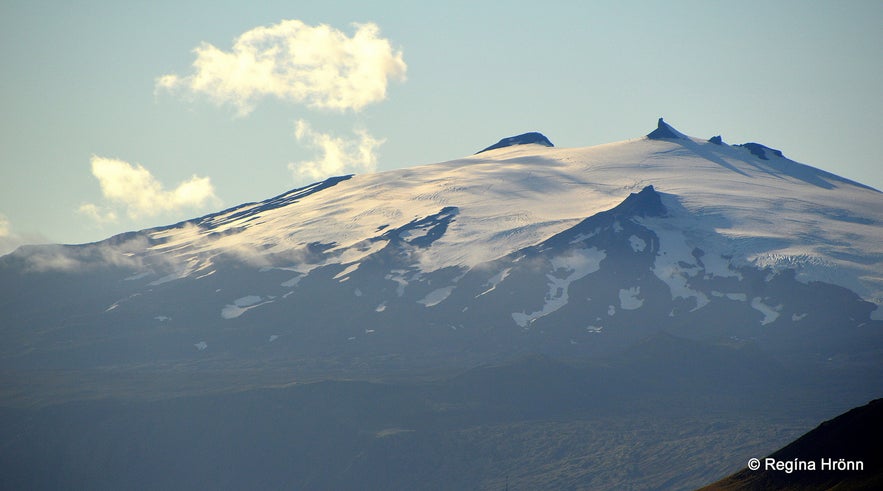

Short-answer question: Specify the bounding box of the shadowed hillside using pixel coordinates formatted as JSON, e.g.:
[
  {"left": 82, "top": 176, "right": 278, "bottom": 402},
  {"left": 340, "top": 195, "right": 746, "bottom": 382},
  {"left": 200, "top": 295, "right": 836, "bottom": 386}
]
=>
[{"left": 700, "top": 398, "right": 883, "bottom": 490}]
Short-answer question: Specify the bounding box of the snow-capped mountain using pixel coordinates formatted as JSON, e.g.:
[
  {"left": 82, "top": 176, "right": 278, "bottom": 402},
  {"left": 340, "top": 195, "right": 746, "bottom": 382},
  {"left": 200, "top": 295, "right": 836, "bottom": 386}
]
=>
[{"left": 2, "top": 119, "right": 881, "bottom": 372}]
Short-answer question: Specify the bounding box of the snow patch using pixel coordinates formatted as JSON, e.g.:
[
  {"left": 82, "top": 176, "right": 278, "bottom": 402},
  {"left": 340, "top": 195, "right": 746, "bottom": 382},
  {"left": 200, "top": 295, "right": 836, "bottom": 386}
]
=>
[
  {"left": 700, "top": 254, "right": 739, "bottom": 279},
  {"left": 751, "top": 297, "right": 782, "bottom": 325},
  {"left": 511, "top": 247, "right": 605, "bottom": 327},
  {"left": 281, "top": 274, "right": 303, "bottom": 287},
  {"left": 711, "top": 291, "right": 747, "bottom": 301},
  {"left": 476, "top": 267, "right": 512, "bottom": 297},
  {"left": 618, "top": 287, "right": 644, "bottom": 310},
  {"left": 628, "top": 235, "right": 647, "bottom": 252},
  {"left": 399, "top": 226, "right": 431, "bottom": 242},
  {"left": 334, "top": 262, "right": 360, "bottom": 281},
  {"left": 221, "top": 295, "right": 274, "bottom": 319},
  {"left": 385, "top": 270, "right": 410, "bottom": 297},
  {"left": 418, "top": 286, "right": 455, "bottom": 307},
  {"left": 645, "top": 220, "right": 709, "bottom": 311},
  {"left": 570, "top": 228, "right": 600, "bottom": 244},
  {"left": 148, "top": 264, "right": 205, "bottom": 286}
]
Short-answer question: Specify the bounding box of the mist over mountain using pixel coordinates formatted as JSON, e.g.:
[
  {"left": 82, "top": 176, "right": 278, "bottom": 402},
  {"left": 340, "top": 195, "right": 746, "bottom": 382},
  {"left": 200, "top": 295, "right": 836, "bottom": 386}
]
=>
[{"left": 1, "top": 120, "right": 881, "bottom": 489}]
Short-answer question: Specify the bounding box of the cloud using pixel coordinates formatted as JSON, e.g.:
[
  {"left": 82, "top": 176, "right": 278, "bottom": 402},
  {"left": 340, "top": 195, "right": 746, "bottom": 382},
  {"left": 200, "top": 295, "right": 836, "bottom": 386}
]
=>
[
  {"left": 80, "top": 156, "right": 220, "bottom": 221},
  {"left": 77, "top": 203, "right": 118, "bottom": 223},
  {"left": 289, "top": 120, "right": 384, "bottom": 181},
  {"left": 157, "top": 20, "right": 407, "bottom": 114},
  {"left": 0, "top": 214, "right": 10, "bottom": 238},
  {"left": 0, "top": 213, "right": 53, "bottom": 257},
  {"left": 18, "top": 235, "right": 152, "bottom": 273},
  {"left": 0, "top": 213, "right": 19, "bottom": 256}
]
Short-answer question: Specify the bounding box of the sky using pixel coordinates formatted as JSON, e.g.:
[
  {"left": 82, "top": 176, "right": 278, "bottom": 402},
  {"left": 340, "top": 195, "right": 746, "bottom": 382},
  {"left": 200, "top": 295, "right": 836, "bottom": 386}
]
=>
[{"left": 1, "top": 0, "right": 881, "bottom": 254}]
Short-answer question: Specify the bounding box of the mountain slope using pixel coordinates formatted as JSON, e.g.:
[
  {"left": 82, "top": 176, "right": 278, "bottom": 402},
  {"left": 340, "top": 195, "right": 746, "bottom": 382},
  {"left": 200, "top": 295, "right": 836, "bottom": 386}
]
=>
[{"left": 700, "top": 398, "right": 883, "bottom": 490}]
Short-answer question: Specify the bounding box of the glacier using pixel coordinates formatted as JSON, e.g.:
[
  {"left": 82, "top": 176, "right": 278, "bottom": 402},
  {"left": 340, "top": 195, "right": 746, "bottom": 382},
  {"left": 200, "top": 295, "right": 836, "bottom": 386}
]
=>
[{"left": 1, "top": 118, "right": 881, "bottom": 371}]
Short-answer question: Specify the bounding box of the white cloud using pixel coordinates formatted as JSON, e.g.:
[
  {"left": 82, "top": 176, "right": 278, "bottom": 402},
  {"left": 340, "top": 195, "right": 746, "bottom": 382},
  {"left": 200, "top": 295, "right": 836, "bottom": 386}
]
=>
[
  {"left": 0, "top": 214, "right": 10, "bottom": 238},
  {"left": 18, "top": 235, "right": 152, "bottom": 273},
  {"left": 77, "top": 203, "right": 118, "bottom": 224},
  {"left": 0, "top": 213, "right": 52, "bottom": 256},
  {"left": 80, "top": 156, "right": 220, "bottom": 221},
  {"left": 157, "top": 20, "right": 407, "bottom": 114},
  {"left": 0, "top": 213, "right": 18, "bottom": 256},
  {"left": 289, "top": 120, "right": 383, "bottom": 181}
]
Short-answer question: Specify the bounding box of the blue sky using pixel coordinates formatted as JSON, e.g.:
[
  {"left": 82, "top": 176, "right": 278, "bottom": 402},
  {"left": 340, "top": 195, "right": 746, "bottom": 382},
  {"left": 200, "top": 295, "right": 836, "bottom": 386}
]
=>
[{"left": 1, "top": 0, "right": 881, "bottom": 253}]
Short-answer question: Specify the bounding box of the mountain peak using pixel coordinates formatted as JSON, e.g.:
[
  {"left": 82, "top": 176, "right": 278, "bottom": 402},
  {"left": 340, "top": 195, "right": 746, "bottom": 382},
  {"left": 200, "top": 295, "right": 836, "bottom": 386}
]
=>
[
  {"left": 476, "top": 132, "right": 554, "bottom": 154},
  {"left": 609, "top": 184, "right": 667, "bottom": 218},
  {"left": 736, "top": 142, "right": 785, "bottom": 160},
  {"left": 646, "top": 118, "right": 688, "bottom": 140}
]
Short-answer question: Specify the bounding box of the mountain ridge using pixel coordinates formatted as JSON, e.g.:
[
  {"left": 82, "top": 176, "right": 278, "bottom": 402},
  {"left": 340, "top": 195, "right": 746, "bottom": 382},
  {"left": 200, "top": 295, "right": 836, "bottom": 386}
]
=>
[
  {"left": 476, "top": 131, "right": 554, "bottom": 153},
  {"left": 7, "top": 120, "right": 880, "bottom": 306}
]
